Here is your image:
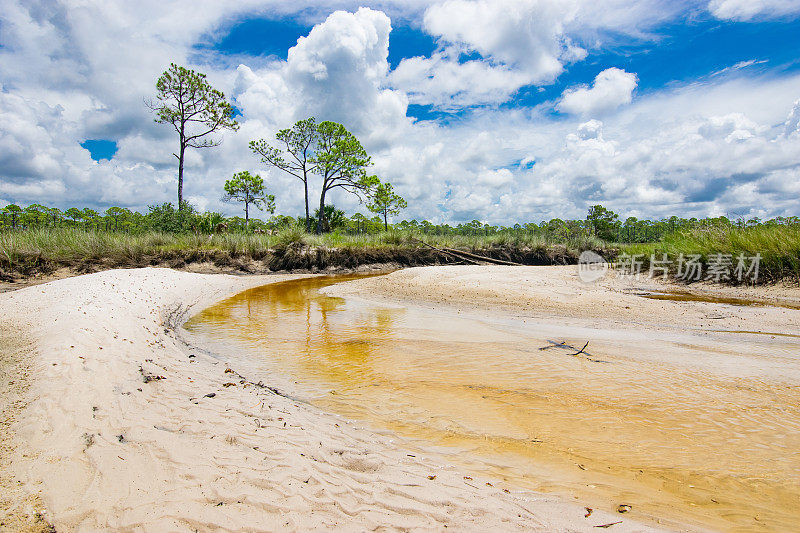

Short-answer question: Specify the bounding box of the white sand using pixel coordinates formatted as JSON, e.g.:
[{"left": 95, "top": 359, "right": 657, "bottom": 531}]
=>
[
  {"left": 325, "top": 264, "right": 800, "bottom": 331},
  {"left": 1, "top": 267, "right": 658, "bottom": 532}
]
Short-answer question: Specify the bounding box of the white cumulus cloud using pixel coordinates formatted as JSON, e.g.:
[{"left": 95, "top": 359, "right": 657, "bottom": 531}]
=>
[
  {"left": 708, "top": 0, "right": 800, "bottom": 21},
  {"left": 424, "top": 0, "right": 583, "bottom": 81},
  {"left": 389, "top": 52, "right": 533, "bottom": 109},
  {"left": 784, "top": 99, "right": 800, "bottom": 137},
  {"left": 390, "top": 0, "right": 584, "bottom": 108},
  {"left": 556, "top": 68, "right": 638, "bottom": 116},
  {"left": 389, "top": 0, "right": 685, "bottom": 109},
  {"left": 236, "top": 7, "right": 412, "bottom": 155}
]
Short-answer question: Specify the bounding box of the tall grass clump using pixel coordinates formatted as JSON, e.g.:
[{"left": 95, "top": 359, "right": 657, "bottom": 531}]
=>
[
  {"left": 273, "top": 223, "right": 308, "bottom": 249},
  {"left": 0, "top": 228, "right": 166, "bottom": 272}
]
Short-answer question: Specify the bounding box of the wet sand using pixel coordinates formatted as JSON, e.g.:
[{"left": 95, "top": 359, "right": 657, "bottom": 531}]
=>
[{"left": 1, "top": 267, "right": 654, "bottom": 532}]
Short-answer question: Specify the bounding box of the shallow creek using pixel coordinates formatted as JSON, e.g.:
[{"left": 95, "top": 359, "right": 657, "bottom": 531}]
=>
[{"left": 184, "top": 274, "right": 800, "bottom": 532}]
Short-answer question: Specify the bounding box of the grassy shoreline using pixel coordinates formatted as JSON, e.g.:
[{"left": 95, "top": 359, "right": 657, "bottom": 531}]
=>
[
  {"left": 3, "top": 225, "right": 799, "bottom": 285},
  {"left": 625, "top": 225, "right": 800, "bottom": 284},
  {"left": 0, "top": 227, "right": 607, "bottom": 281}
]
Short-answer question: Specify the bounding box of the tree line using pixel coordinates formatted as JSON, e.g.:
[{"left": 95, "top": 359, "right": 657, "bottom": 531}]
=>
[{"left": 3, "top": 201, "right": 796, "bottom": 244}]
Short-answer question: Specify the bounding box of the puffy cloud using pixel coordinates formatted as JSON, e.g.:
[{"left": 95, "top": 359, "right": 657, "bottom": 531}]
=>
[
  {"left": 573, "top": 119, "right": 604, "bottom": 140},
  {"left": 391, "top": 0, "right": 584, "bottom": 107},
  {"left": 708, "top": 0, "right": 800, "bottom": 21},
  {"left": 526, "top": 79, "right": 800, "bottom": 220},
  {"left": 0, "top": 89, "right": 178, "bottom": 208},
  {"left": 390, "top": 53, "right": 532, "bottom": 109},
  {"left": 477, "top": 168, "right": 514, "bottom": 188},
  {"left": 285, "top": 8, "right": 397, "bottom": 128},
  {"left": 0, "top": 92, "right": 69, "bottom": 181},
  {"left": 232, "top": 64, "right": 294, "bottom": 128},
  {"left": 423, "top": 0, "right": 583, "bottom": 81},
  {"left": 375, "top": 73, "right": 800, "bottom": 225},
  {"left": 390, "top": 0, "right": 684, "bottom": 109},
  {"left": 556, "top": 68, "right": 638, "bottom": 116},
  {"left": 698, "top": 113, "right": 764, "bottom": 142},
  {"left": 237, "top": 7, "right": 411, "bottom": 147},
  {"left": 784, "top": 99, "right": 800, "bottom": 137}
]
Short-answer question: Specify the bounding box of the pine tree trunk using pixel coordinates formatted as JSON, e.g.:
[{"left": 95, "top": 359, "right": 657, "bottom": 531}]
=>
[
  {"left": 316, "top": 189, "right": 326, "bottom": 235},
  {"left": 303, "top": 179, "right": 310, "bottom": 232},
  {"left": 177, "top": 143, "right": 185, "bottom": 208}
]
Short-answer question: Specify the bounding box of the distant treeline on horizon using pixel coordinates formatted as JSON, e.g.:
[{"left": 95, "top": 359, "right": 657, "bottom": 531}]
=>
[{"left": 2, "top": 201, "right": 797, "bottom": 244}]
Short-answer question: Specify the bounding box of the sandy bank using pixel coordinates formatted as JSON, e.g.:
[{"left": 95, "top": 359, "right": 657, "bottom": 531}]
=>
[
  {"left": 1, "top": 267, "right": 655, "bottom": 532},
  {"left": 325, "top": 265, "right": 800, "bottom": 331}
]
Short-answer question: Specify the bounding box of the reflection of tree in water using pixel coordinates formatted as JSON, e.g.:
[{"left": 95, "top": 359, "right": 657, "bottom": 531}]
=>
[
  {"left": 309, "top": 282, "right": 404, "bottom": 387},
  {"left": 196, "top": 274, "right": 405, "bottom": 388}
]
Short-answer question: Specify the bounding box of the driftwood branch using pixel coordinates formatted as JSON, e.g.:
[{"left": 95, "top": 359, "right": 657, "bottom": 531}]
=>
[
  {"left": 539, "top": 339, "right": 596, "bottom": 358},
  {"left": 442, "top": 246, "right": 521, "bottom": 266},
  {"left": 413, "top": 239, "right": 480, "bottom": 265},
  {"left": 539, "top": 340, "right": 609, "bottom": 363},
  {"left": 412, "top": 239, "right": 521, "bottom": 266},
  {"left": 539, "top": 340, "right": 568, "bottom": 350},
  {"left": 569, "top": 341, "right": 590, "bottom": 356}
]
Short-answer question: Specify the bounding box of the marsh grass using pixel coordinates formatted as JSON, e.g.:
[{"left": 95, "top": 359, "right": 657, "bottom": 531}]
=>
[
  {"left": 6, "top": 225, "right": 796, "bottom": 283},
  {"left": 622, "top": 225, "right": 800, "bottom": 283},
  {"left": 0, "top": 226, "right": 603, "bottom": 277}
]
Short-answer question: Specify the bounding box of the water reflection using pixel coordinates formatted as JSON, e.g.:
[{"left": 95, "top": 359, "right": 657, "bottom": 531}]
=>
[{"left": 185, "top": 274, "right": 800, "bottom": 532}]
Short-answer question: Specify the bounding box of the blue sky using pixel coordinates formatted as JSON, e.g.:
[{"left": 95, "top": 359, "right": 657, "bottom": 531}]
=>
[
  {"left": 200, "top": 8, "right": 800, "bottom": 121},
  {"left": 519, "top": 17, "right": 800, "bottom": 111},
  {"left": 196, "top": 17, "right": 314, "bottom": 60},
  {"left": 81, "top": 140, "right": 118, "bottom": 161},
  {"left": 2, "top": 0, "right": 800, "bottom": 223}
]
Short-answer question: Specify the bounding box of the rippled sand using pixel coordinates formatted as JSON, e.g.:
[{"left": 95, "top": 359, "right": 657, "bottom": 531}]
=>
[{"left": 187, "top": 266, "right": 800, "bottom": 531}]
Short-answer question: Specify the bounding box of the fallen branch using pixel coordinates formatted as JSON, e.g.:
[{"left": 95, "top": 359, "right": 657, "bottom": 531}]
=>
[
  {"left": 595, "top": 521, "right": 623, "bottom": 528},
  {"left": 569, "top": 341, "right": 590, "bottom": 356},
  {"left": 413, "top": 239, "right": 480, "bottom": 265},
  {"left": 539, "top": 340, "right": 568, "bottom": 351},
  {"left": 538, "top": 339, "right": 607, "bottom": 362},
  {"left": 539, "top": 339, "right": 591, "bottom": 356},
  {"left": 441, "top": 246, "right": 522, "bottom": 266},
  {"left": 411, "top": 239, "right": 521, "bottom": 266}
]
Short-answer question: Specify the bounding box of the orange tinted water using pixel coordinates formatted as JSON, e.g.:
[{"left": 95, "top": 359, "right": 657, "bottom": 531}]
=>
[
  {"left": 185, "top": 275, "right": 800, "bottom": 531},
  {"left": 642, "top": 290, "right": 800, "bottom": 310}
]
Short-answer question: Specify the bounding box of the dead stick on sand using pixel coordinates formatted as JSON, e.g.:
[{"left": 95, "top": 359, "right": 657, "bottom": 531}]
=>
[
  {"left": 539, "top": 340, "right": 602, "bottom": 360},
  {"left": 539, "top": 339, "right": 591, "bottom": 355},
  {"left": 569, "top": 341, "right": 590, "bottom": 356},
  {"left": 538, "top": 340, "right": 568, "bottom": 350}
]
